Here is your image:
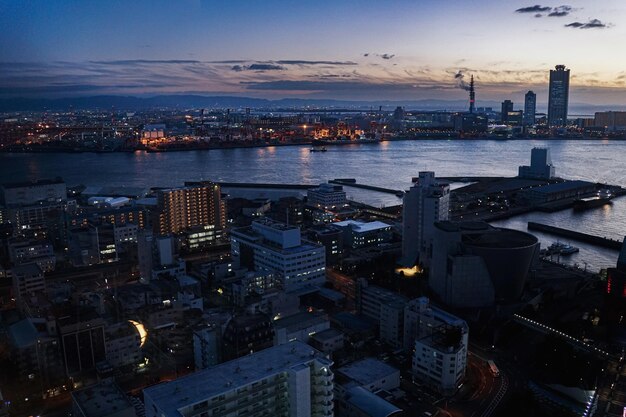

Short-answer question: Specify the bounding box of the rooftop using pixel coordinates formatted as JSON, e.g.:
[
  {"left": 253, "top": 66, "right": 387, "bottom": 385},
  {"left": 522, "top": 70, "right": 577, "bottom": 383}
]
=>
[
  {"left": 273, "top": 311, "right": 328, "bottom": 333},
  {"left": 1, "top": 177, "right": 64, "bottom": 189},
  {"left": 332, "top": 220, "right": 391, "bottom": 233},
  {"left": 526, "top": 180, "right": 594, "bottom": 194},
  {"left": 337, "top": 358, "right": 399, "bottom": 387},
  {"left": 345, "top": 386, "right": 402, "bottom": 417},
  {"left": 143, "top": 341, "right": 331, "bottom": 416},
  {"left": 72, "top": 380, "right": 134, "bottom": 417}
]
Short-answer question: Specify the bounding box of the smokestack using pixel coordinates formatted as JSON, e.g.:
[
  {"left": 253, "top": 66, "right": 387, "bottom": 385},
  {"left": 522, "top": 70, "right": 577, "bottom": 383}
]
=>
[{"left": 469, "top": 75, "right": 475, "bottom": 114}]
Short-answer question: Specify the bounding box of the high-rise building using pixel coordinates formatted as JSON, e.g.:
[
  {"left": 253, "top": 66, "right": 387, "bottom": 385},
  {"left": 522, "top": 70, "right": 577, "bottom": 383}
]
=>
[
  {"left": 500, "top": 100, "right": 513, "bottom": 124},
  {"left": 548, "top": 65, "right": 570, "bottom": 127},
  {"left": 156, "top": 182, "right": 226, "bottom": 236},
  {"left": 401, "top": 172, "right": 450, "bottom": 267},
  {"left": 143, "top": 341, "right": 334, "bottom": 417},
  {"left": 524, "top": 91, "right": 537, "bottom": 126}
]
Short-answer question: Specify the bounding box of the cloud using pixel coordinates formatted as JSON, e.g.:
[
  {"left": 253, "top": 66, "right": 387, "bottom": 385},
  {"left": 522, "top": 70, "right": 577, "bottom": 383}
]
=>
[
  {"left": 535, "top": 13, "right": 543, "bottom": 18},
  {"left": 380, "top": 54, "right": 395, "bottom": 60},
  {"left": 548, "top": 5, "right": 572, "bottom": 17},
  {"left": 275, "top": 60, "right": 357, "bottom": 66},
  {"left": 363, "top": 53, "right": 369, "bottom": 57},
  {"left": 565, "top": 19, "right": 610, "bottom": 29},
  {"left": 91, "top": 59, "right": 202, "bottom": 65},
  {"left": 231, "top": 63, "right": 285, "bottom": 71},
  {"left": 515, "top": 5, "right": 552, "bottom": 13}
]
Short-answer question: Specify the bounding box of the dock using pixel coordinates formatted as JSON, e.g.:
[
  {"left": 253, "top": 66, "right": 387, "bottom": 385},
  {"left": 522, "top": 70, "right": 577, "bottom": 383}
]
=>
[
  {"left": 218, "top": 182, "right": 317, "bottom": 190},
  {"left": 329, "top": 179, "right": 404, "bottom": 196},
  {"left": 527, "top": 222, "right": 623, "bottom": 250}
]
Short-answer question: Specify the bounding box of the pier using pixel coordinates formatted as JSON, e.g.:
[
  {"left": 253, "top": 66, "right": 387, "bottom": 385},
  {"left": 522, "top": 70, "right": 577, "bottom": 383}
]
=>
[
  {"left": 329, "top": 179, "right": 404, "bottom": 196},
  {"left": 217, "top": 182, "right": 317, "bottom": 190},
  {"left": 527, "top": 222, "right": 623, "bottom": 250}
]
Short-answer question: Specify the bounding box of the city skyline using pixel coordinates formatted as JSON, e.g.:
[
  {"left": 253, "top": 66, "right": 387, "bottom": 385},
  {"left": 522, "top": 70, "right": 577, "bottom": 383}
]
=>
[{"left": 2, "top": 0, "right": 626, "bottom": 105}]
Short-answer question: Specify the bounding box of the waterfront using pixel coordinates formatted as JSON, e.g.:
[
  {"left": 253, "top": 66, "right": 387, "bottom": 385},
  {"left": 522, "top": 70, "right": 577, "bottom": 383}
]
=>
[{"left": 2, "top": 139, "right": 625, "bottom": 271}]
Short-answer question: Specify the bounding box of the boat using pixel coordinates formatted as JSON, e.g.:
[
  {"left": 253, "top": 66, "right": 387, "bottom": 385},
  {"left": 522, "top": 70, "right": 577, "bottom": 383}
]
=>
[
  {"left": 310, "top": 146, "right": 327, "bottom": 152},
  {"left": 547, "top": 242, "right": 579, "bottom": 255},
  {"left": 573, "top": 189, "right": 613, "bottom": 211}
]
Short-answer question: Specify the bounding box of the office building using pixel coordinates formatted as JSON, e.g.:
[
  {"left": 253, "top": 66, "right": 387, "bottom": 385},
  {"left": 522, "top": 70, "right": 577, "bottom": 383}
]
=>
[
  {"left": 307, "top": 183, "right": 347, "bottom": 210},
  {"left": 404, "top": 297, "right": 468, "bottom": 394},
  {"left": 518, "top": 147, "right": 556, "bottom": 180},
  {"left": 59, "top": 314, "right": 107, "bottom": 375},
  {"left": 604, "top": 238, "right": 626, "bottom": 340},
  {"left": 156, "top": 182, "right": 226, "bottom": 236},
  {"left": 524, "top": 91, "right": 537, "bottom": 126},
  {"left": 548, "top": 65, "right": 570, "bottom": 126},
  {"left": 8, "top": 238, "right": 56, "bottom": 272},
  {"left": 500, "top": 100, "right": 514, "bottom": 124},
  {"left": 356, "top": 278, "right": 408, "bottom": 348},
  {"left": 231, "top": 219, "right": 326, "bottom": 292},
  {"left": 12, "top": 263, "right": 45, "bottom": 306},
  {"left": 401, "top": 172, "right": 450, "bottom": 267},
  {"left": 143, "top": 341, "right": 334, "bottom": 417},
  {"left": 330, "top": 220, "right": 392, "bottom": 249}
]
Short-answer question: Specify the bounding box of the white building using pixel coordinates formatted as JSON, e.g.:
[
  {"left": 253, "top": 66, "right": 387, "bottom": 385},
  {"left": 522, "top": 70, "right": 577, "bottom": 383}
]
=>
[
  {"left": 231, "top": 219, "right": 326, "bottom": 293},
  {"left": 8, "top": 239, "right": 56, "bottom": 272},
  {"left": 105, "top": 321, "right": 143, "bottom": 368},
  {"left": 307, "top": 183, "right": 347, "bottom": 210},
  {"left": 404, "top": 297, "right": 468, "bottom": 394},
  {"left": 143, "top": 341, "right": 334, "bottom": 417},
  {"left": 330, "top": 220, "right": 392, "bottom": 249},
  {"left": 401, "top": 172, "right": 450, "bottom": 267}
]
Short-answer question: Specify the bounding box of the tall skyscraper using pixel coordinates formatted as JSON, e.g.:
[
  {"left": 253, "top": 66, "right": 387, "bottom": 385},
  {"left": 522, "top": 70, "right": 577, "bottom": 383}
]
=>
[
  {"left": 501, "top": 100, "right": 513, "bottom": 124},
  {"left": 548, "top": 65, "right": 570, "bottom": 127},
  {"left": 155, "top": 181, "right": 226, "bottom": 235},
  {"left": 524, "top": 91, "right": 536, "bottom": 126},
  {"left": 401, "top": 172, "right": 450, "bottom": 267}
]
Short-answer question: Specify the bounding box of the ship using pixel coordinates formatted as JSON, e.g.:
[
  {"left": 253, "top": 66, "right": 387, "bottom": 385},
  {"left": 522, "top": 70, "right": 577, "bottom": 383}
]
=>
[
  {"left": 573, "top": 189, "right": 613, "bottom": 211},
  {"left": 316, "top": 134, "right": 381, "bottom": 146},
  {"left": 310, "top": 145, "right": 327, "bottom": 152},
  {"left": 546, "top": 242, "right": 579, "bottom": 255}
]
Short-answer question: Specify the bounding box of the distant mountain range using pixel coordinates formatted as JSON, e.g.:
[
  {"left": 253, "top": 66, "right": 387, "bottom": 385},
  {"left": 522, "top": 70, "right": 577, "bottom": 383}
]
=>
[{"left": 1, "top": 94, "right": 624, "bottom": 114}]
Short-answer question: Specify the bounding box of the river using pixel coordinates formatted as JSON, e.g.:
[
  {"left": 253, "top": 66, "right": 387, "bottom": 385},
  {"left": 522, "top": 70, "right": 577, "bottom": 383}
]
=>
[{"left": 1, "top": 139, "right": 625, "bottom": 271}]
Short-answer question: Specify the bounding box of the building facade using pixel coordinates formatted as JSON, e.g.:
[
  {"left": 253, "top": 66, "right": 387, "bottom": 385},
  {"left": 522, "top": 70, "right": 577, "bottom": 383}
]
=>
[
  {"left": 548, "top": 65, "right": 570, "bottom": 127},
  {"left": 524, "top": 91, "right": 537, "bottom": 126},
  {"left": 405, "top": 297, "right": 468, "bottom": 394},
  {"left": 156, "top": 182, "right": 226, "bottom": 236},
  {"left": 231, "top": 219, "right": 326, "bottom": 292},
  {"left": 143, "top": 341, "right": 334, "bottom": 417},
  {"left": 401, "top": 172, "right": 450, "bottom": 267}
]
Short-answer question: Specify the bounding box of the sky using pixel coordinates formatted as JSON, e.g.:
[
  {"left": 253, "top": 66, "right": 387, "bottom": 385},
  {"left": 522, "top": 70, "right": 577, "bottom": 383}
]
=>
[{"left": 1, "top": 0, "right": 626, "bottom": 106}]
